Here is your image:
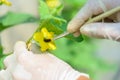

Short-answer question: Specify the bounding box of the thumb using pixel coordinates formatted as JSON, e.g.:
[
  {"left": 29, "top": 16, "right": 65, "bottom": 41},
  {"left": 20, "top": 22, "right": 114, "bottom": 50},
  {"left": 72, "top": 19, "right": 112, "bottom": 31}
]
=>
[
  {"left": 80, "top": 23, "right": 120, "bottom": 41},
  {"left": 14, "top": 41, "right": 35, "bottom": 68},
  {"left": 14, "top": 41, "right": 28, "bottom": 57}
]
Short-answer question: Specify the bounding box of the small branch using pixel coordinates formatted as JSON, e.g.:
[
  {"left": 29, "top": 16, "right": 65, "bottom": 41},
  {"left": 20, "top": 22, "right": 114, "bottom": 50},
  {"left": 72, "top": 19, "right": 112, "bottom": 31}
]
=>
[
  {"left": 85, "top": 6, "right": 120, "bottom": 24},
  {"left": 53, "top": 31, "right": 69, "bottom": 40},
  {"left": 26, "top": 26, "right": 40, "bottom": 50},
  {"left": 54, "top": 6, "right": 120, "bottom": 40}
]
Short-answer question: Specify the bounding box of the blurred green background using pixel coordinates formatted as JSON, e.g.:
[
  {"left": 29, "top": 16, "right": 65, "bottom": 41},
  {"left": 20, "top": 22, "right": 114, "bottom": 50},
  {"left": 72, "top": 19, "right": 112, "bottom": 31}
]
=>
[{"left": 0, "top": 0, "right": 120, "bottom": 80}]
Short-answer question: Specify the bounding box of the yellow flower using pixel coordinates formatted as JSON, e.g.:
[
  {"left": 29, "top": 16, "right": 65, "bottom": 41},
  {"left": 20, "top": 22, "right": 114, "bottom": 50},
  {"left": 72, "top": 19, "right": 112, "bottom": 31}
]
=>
[
  {"left": 46, "top": 0, "right": 61, "bottom": 8},
  {"left": 0, "top": 0, "right": 11, "bottom": 6},
  {"left": 33, "top": 28, "right": 56, "bottom": 52}
]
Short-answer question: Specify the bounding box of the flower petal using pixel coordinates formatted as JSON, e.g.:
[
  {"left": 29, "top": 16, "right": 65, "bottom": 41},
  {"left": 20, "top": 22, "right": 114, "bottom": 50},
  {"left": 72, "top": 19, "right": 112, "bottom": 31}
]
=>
[
  {"left": 41, "top": 28, "right": 53, "bottom": 39},
  {"left": 33, "top": 32, "right": 43, "bottom": 42},
  {"left": 40, "top": 41, "right": 49, "bottom": 52},
  {"left": 46, "top": 0, "right": 61, "bottom": 8},
  {"left": 48, "top": 42, "right": 56, "bottom": 50},
  {"left": 2, "top": 0, "right": 11, "bottom": 6}
]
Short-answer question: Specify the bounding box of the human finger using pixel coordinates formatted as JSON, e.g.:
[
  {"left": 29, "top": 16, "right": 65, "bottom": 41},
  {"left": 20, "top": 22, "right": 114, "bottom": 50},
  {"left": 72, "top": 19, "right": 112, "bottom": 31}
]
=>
[
  {"left": 67, "top": 0, "right": 105, "bottom": 34},
  {"left": 80, "top": 23, "right": 120, "bottom": 41},
  {"left": 14, "top": 41, "right": 28, "bottom": 57}
]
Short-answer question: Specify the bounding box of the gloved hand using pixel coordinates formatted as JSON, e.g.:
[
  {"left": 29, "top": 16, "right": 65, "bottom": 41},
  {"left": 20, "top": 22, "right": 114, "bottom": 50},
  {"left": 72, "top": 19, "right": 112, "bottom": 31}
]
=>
[
  {"left": 67, "top": 0, "right": 120, "bottom": 41},
  {"left": 0, "top": 41, "right": 89, "bottom": 80}
]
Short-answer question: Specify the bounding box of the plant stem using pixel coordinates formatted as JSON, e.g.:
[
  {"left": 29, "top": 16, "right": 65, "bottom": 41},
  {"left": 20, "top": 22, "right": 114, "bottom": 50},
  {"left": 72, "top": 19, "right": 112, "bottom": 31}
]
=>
[
  {"left": 85, "top": 6, "right": 120, "bottom": 24},
  {"left": 26, "top": 26, "right": 40, "bottom": 49},
  {"left": 53, "top": 31, "right": 69, "bottom": 40},
  {"left": 54, "top": 6, "right": 120, "bottom": 40}
]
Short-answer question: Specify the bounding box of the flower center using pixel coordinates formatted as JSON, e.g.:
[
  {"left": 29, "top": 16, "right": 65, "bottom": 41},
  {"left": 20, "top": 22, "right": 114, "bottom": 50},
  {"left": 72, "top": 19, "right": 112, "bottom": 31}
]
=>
[{"left": 44, "top": 38, "right": 51, "bottom": 42}]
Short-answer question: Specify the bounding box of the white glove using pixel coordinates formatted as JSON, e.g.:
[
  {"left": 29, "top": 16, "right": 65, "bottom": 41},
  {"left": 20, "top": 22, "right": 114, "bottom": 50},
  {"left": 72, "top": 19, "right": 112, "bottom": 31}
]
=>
[
  {"left": 67, "top": 0, "right": 120, "bottom": 41},
  {"left": 0, "top": 41, "right": 89, "bottom": 80}
]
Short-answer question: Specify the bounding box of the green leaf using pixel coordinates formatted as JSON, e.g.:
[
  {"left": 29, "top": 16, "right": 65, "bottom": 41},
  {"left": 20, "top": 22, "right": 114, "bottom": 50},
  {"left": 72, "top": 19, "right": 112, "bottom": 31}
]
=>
[
  {"left": 62, "top": 0, "right": 87, "bottom": 21},
  {"left": 0, "top": 56, "right": 6, "bottom": 70},
  {"left": 66, "top": 34, "right": 83, "bottom": 42},
  {"left": 0, "top": 45, "right": 5, "bottom": 69},
  {"left": 0, "top": 23, "right": 8, "bottom": 32},
  {"left": 0, "top": 45, "right": 10, "bottom": 70},
  {"left": 0, "top": 38, "right": 5, "bottom": 69},
  {"left": 49, "top": 17, "right": 83, "bottom": 42},
  {"left": 65, "top": 0, "right": 87, "bottom": 7},
  {"left": 1, "top": 12, "right": 37, "bottom": 26},
  {"left": 39, "top": 17, "right": 83, "bottom": 42},
  {"left": 50, "top": 4, "right": 64, "bottom": 16},
  {"left": 39, "top": 19, "right": 63, "bottom": 35},
  {"left": 39, "top": 0, "right": 51, "bottom": 19},
  {"left": 0, "top": 46, "right": 3, "bottom": 55},
  {"left": 0, "top": 37, "right": 3, "bottom": 55}
]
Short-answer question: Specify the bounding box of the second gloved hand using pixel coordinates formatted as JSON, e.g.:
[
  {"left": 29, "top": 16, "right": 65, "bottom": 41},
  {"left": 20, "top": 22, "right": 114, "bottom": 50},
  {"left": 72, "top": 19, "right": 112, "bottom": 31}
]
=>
[{"left": 67, "top": 0, "right": 120, "bottom": 41}]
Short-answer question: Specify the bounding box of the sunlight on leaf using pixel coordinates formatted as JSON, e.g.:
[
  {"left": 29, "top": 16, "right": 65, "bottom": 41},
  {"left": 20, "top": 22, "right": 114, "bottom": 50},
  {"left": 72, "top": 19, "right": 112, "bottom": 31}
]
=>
[
  {"left": 0, "top": 12, "right": 37, "bottom": 32},
  {"left": 1, "top": 12, "right": 37, "bottom": 26},
  {"left": 39, "top": 0, "right": 51, "bottom": 19}
]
